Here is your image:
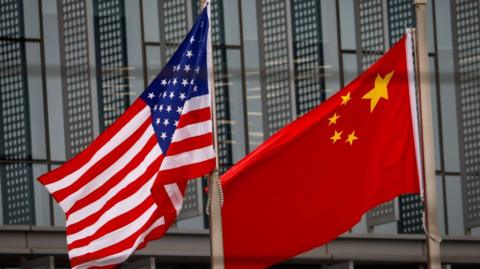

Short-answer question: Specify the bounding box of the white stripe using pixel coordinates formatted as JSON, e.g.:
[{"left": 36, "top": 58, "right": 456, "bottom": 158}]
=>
[
  {"left": 160, "top": 145, "right": 215, "bottom": 171},
  {"left": 181, "top": 94, "right": 210, "bottom": 115},
  {"left": 68, "top": 204, "right": 159, "bottom": 258},
  {"left": 164, "top": 183, "right": 184, "bottom": 216},
  {"left": 71, "top": 216, "right": 165, "bottom": 269},
  {"left": 60, "top": 126, "right": 156, "bottom": 212},
  {"left": 67, "top": 144, "right": 161, "bottom": 226},
  {"left": 45, "top": 106, "right": 150, "bottom": 195},
  {"left": 171, "top": 120, "right": 212, "bottom": 143},
  {"left": 406, "top": 30, "right": 424, "bottom": 195},
  {"left": 66, "top": 175, "right": 157, "bottom": 244}
]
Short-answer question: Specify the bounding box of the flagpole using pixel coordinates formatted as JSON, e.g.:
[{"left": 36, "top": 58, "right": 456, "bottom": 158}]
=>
[
  {"left": 200, "top": 0, "right": 225, "bottom": 268},
  {"left": 413, "top": 1, "right": 441, "bottom": 269}
]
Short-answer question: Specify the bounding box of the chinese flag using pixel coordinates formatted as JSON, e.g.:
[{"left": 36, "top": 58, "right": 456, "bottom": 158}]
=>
[{"left": 221, "top": 34, "right": 422, "bottom": 268}]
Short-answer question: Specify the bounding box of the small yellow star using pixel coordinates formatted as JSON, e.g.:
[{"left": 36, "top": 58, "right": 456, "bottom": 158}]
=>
[
  {"left": 362, "top": 71, "right": 394, "bottom": 112},
  {"left": 328, "top": 113, "right": 340, "bottom": 126},
  {"left": 345, "top": 130, "right": 358, "bottom": 145},
  {"left": 341, "top": 92, "right": 351, "bottom": 105},
  {"left": 330, "top": 130, "right": 343, "bottom": 144}
]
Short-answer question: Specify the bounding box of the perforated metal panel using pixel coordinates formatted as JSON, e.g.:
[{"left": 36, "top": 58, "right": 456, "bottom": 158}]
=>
[
  {"left": 258, "top": 0, "right": 294, "bottom": 136},
  {"left": 387, "top": 0, "right": 415, "bottom": 45},
  {"left": 291, "top": 0, "right": 325, "bottom": 116},
  {"left": 366, "top": 201, "right": 396, "bottom": 228},
  {"left": 58, "top": 0, "right": 94, "bottom": 158},
  {"left": 93, "top": 0, "right": 129, "bottom": 130},
  {"left": 355, "top": 0, "right": 397, "bottom": 228},
  {"left": 177, "top": 179, "right": 201, "bottom": 221},
  {"left": 160, "top": 0, "right": 189, "bottom": 59},
  {"left": 452, "top": 0, "right": 480, "bottom": 229},
  {"left": 0, "top": 0, "right": 35, "bottom": 225},
  {"left": 356, "top": 0, "right": 386, "bottom": 70},
  {"left": 387, "top": 0, "right": 423, "bottom": 234}
]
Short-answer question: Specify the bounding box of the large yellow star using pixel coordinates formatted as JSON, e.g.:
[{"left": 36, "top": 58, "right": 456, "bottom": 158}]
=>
[
  {"left": 362, "top": 71, "right": 394, "bottom": 112},
  {"left": 330, "top": 130, "right": 342, "bottom": 144},
  {"left": 341, "top": 92, "right": 351, "bottom": 105},
  {"left": 328, "top": 113, "right": 340, "bottom": 126},
  {"left": 345, "top": 130, "right": 358, "bottom": 145}
]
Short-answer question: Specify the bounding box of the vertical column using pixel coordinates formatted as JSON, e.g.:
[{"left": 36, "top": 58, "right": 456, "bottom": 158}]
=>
[
  {"left": 0, "top": 0, "right": 35, "bottom": 225},
  {"left": 291, "top": 0, "right": 325, "bottom": 116},
  {"left": 257, "top": 0, "right": 295, "bottom": 137},
  {"left": 93, "top": 0, "right": 130, "bottom": 130},
  {"left": 452, "top": 0, "right": 480, "bottom": 231},
  {"left": 57, "top": 0, "right": 95, "bottom": 158}
]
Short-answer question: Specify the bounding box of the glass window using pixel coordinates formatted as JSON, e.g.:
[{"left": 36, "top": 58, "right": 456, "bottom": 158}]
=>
[
  {"left": 33, "top": 165, "right": 50, "bottom": 226},
  {"left": 222, "top": 0, "right": 240, "bottom": 45},
  {"left": 26, "top": 42, "right": 47, "bottom": 160},
  {"left": 429, "top": 57, "right": 442, "bottom": 171},
  {"left": 339, "top": 0, "right": 356, "bottom": 51},
  {"left": 445, "top": 176, "right": 465, "bottom": 235},
  {"left": 226, "top": 49, "right": 246, "bottom": 162},
  {"left": 125, "top": 0, "right": 145, "bottom": 103},
  {"left": 242, "top": 0, "right": 264, "bottom": 151},
  {"left": 22, "top": 0, "right": 40, "bottom": 39},
  {"left": 142, "top": 0, "right": 160, "bottom": 43},
  {"left": 342, "top": 53, "right": 358, "bottom": 87}
]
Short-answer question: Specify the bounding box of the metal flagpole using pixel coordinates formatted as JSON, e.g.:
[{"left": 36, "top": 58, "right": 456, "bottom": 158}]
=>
[
  {"left": 199, "top": 0, "right": 225, "bottom": 268},
  {"left": 413, "top": 1, "right": 442, "bottom": 269}
]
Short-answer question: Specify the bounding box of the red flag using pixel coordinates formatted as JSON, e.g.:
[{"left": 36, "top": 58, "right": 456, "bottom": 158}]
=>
[{"left": 221, "top": 33, "right": 422, "bottom": 268}]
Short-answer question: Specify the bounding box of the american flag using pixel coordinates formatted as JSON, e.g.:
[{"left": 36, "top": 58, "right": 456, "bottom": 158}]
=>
[{"left": 38, "top": 7, "right": 215, "bottom": 269}]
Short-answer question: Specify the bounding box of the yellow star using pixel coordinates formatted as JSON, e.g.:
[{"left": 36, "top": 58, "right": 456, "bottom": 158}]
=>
[
  {"left": 341, "top": 92, "right": 351, "bottom": 105},
  {"left": 345, "top": 130, "right": 358, "bottom": 145},
  {"left": 328, "top": 113, "right": 340, "bottom": 126},
  {"left": 330, "top": 130, "right": 342, "bottom": 144},
  {"left": 362, "top": 71, "right": 394, "bottom": 112}
]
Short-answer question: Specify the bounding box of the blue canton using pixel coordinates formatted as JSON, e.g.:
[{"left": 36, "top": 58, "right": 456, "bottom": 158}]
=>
[{"left": 140, "top": 8, "right": 209, "bottom": 154}]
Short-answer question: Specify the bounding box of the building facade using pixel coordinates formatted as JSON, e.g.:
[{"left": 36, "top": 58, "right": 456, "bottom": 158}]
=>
[{"left": 0, "top": 0, "right": 479, "bottom": 268}]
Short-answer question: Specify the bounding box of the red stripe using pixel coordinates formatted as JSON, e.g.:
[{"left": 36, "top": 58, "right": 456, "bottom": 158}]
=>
[
  {"left": 38, "top": 99, "right": 148, "bottom": 185},
  {"left": 66, "top": 135, "right": 158, "bottom": 215},
  {"left": 66, "top": 154, "right": 163, "bottom": 234},
  {"left": 166, "top": 132, "right": 213, "bottom": 156},
  {"left": 156, "top": 158, "right": 216, "bottom": 185},
  {"left": 53, "top": 119, "right": 152, "bottom": 203},
  {"left": 68, "top": 197, "right": 155, "bottom": 249},
  {"left": 88, "top": 265, "right": 116, "bottom": 269},
  {"left": 70, "top": 180, "right": 186, "bottom": 268},
  {"left": 69, "top": 210, "right": 163, "bottom": 268},
  {"left": 177, "top": 107, "right": 211, "bottom": 128}
]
